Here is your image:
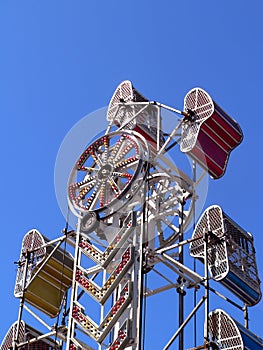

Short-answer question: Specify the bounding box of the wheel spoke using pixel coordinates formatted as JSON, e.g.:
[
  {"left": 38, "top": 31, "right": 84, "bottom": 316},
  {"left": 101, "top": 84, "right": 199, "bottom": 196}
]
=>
[
  {"left": 113, "top": 141, "right": 134, "bottom": 164},
  {"left": 112, "top": 171, "right": 133, "bottom": 181},
  {"left": 99, "top": 181, "right": 106, "bottom": 207},
  {"left": 85, "top": 183, "right": 101, "bottom": 210},
  {"left": 76, "top": 181, "right": 96, "bottom": 200},
  {"left": 108, "top": 177, "right": 121, "bottom": 195},
  {"left": 78, "top": 166, "right": 100, "bottom": 172},
  {"left": 91, "top": 153, "right": 103, "bottom": 167},
  {"left": 108, "top": 135, "right": 126, "bottom": 163},
  {"left": 77, "top": 176, "right": 97, "bottom": 189},
  {"left": 102, "top": 136, "right": 110, "bottom": 163},
  {"left": 114, "top": 156, "right": 138, "bottom": 169}
]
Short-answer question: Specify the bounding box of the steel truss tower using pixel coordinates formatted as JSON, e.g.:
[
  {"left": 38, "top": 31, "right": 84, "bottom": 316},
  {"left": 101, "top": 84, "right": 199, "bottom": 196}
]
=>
[{"left": 1, "top": 81, "right": 263, "bottom": 350}]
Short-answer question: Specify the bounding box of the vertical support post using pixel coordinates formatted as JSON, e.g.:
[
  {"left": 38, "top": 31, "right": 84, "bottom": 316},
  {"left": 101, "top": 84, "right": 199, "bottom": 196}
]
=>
[
  {"left": 178, "top": 201, "right": 185, "bottom": 350},
  {"left": 136, "top": 176, "right": 148, "bottom": 350},
  {"left": 192, "top": 160, "right": 197, "bottom": 348},
  {"left": 66, "top": 219, "right": 82, "bottom": 350},
  {"left": 156, "top": 105, "right": 161, "bottom": 152},
  {"left": 203, "top": 230, "right": 210, "bottom": 348}
]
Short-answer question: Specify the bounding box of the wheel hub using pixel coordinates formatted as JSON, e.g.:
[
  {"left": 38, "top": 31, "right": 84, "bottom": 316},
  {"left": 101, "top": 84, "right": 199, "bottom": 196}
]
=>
[{"left": 97, "top": 164, "right": 113, "bottom": 181}]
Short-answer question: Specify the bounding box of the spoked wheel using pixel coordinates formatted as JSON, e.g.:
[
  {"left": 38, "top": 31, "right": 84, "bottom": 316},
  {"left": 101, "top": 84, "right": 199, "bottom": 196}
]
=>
[
  {"left": 145, "top": 173, "right": 193, "bottom": 250},
  {"left": 68, "top": 130, "right": 149, "bottom": 219}
]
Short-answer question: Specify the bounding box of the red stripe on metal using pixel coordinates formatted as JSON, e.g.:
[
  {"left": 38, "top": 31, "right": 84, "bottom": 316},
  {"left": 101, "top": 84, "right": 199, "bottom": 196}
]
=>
[
  {"left": 212, "top": 109, "right": 243, "bottom": 143},
  {"left": 189, "top": 144, "right": 225, "bottom": 179},
  {"left": 194, "top": 129, "right": 228, "bottom": 168},
  {"left": 201, "top": 122, "right": 232, "bottom": 152}
]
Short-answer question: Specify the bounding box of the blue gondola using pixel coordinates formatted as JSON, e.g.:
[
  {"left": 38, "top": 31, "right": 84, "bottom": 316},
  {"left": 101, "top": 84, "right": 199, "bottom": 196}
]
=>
[
  {"left": 190, "top": 205, "right": 261, "bottom": 306},
  {"left": 209, "top": 309, "right": 263, "bottom": 349}
]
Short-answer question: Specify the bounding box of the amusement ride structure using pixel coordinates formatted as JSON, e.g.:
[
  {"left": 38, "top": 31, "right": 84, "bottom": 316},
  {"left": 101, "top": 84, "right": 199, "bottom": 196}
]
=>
[{"left": 1, "top": 81, "right": 263, "bottom": 349}]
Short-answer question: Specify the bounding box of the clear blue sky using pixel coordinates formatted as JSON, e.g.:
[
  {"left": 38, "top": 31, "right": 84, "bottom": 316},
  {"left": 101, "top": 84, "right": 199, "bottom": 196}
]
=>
[{"left": 1, "top": 1, "right": 263, "bottom": 348}]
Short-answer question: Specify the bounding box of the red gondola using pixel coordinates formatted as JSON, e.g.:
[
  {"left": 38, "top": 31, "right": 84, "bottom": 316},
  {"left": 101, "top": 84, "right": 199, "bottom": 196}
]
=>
[{"left": 180, "top": 88, "right": 243, "bottom": 179}]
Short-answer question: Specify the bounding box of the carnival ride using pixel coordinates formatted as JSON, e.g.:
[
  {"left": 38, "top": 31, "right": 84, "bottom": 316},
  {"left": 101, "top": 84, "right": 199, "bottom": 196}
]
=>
[{"left": 1, "top": 81, "right": 262, "bottom": 350}]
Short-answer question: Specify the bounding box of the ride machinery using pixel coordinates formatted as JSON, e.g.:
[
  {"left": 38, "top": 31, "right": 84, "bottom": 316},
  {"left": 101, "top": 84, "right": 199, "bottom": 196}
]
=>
[{"left": 1, "top": 81, "right": 263, "bottom": 350}]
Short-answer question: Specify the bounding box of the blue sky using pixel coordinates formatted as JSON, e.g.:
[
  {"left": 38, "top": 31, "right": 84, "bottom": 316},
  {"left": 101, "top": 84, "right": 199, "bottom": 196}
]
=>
[{"left": 1, "top": 1, "right": 263, "bottom": 348}]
